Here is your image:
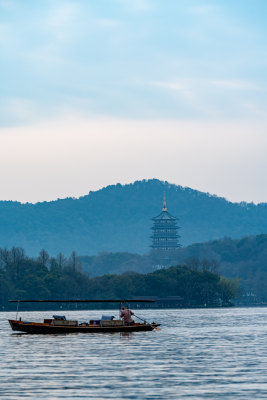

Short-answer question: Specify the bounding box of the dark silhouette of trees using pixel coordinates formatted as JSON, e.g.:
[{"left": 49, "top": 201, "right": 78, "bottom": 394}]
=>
[
  {"left": 37, "top": 249, "right": 50, "bottom": 267},
  {"left": 57, "top": 252, "right": 67, "bottom": 269},
  {"left": 0, "top": 246, "right": 238, "bottom": 310}
]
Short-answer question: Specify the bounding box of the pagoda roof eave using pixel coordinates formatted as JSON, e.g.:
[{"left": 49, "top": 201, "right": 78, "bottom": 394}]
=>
[{"left": 152, "top": 210, "right": 177, "bottom": 221}]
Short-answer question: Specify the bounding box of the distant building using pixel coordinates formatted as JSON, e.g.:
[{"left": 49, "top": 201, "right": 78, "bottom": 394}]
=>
[{"left": 150, "top": 195, "right": 181, "bottom": 265}]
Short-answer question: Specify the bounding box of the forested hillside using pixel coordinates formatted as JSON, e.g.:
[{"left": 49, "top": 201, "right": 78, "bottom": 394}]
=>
[
  {"left": 80, "top": 234, "right": 267, "bottom": 303},
  {"left": 174, "top": 234, "right": 267, "bottom": 303},
  {"left": 0, "top": 247, "right": 237, "bottom": 310},
  {"left": 0, "top": 179, "right": 267, "bottom": 255}
]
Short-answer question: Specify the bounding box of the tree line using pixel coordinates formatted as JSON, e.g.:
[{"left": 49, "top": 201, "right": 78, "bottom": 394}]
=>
[{"left": 0, "top": 247, "right": 238, "bottom": 310}]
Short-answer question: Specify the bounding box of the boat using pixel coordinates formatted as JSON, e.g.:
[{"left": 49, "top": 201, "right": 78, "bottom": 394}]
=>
[{"left": 8, "top": 299, "right": 160, "bottom": 334}]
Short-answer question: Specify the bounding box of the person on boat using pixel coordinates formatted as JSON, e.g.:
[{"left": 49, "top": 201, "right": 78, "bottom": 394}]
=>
[{"left": 120, "top": 306, "right": 134, "bottom": 325}]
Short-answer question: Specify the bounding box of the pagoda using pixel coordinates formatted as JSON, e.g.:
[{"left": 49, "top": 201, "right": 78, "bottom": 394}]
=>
[{"left": 150, "top": 195, "right": 181, "bottom": 261}]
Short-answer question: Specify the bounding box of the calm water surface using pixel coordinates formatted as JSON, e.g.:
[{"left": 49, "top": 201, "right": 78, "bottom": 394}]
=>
[{"left": 1, "top": 308, "right": 267, "bottom": 399}]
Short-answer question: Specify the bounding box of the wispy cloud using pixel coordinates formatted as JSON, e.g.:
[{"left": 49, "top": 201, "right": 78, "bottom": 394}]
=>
[
  {"left": 0, "top": 22, "right": 9, "bottom": 44},
  {"left": 148, "top": 81, "right": 184, "bottom": 92},
  {"left": 41, "top": 1, "right": 82, "bottom": 43},
  {"left": 0, "top": 98, "right": 40, "bottom": 126},
  {"left": 116, "top": 0, "right": 152, "bottom": 12},
  {"left": 97, "top": 18, "right": 121, "bottom": 28},
  {"left": 146, "top": 78, "right": 266, "bottom": 119},
  {"left": 0, "top": 0, "right": 15, "bottom": 10},
  {"left": 212, "top": 80, "right": 262, "bottom": 91}
]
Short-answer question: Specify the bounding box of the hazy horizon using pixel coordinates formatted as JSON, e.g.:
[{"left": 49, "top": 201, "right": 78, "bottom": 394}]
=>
[{"left": 0, "top": 177, "right": 266, "bottom": 206}]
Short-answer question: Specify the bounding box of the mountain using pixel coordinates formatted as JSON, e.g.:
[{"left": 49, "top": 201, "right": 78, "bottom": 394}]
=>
[{"left": 0, "top": 179, "right": 266, "bottom": 256}]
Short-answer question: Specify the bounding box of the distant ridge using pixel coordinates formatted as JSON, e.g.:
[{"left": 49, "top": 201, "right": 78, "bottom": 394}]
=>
[{"left": 0, "top": 179, "right": 266, "bottom": 255}]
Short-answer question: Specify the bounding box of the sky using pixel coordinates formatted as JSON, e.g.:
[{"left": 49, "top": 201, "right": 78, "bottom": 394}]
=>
[{"left": 0, "top": 0, "right": 267, "bottom": 203}]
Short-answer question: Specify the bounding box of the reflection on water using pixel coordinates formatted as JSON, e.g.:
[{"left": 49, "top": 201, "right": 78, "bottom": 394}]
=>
[{"left": 1, "top": 308, "right": 267, "bottom": 399}]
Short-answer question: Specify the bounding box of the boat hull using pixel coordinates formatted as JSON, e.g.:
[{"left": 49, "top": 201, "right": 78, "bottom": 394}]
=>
[{"left": 9, "top": 320, "right": 159, "bottom": 334}]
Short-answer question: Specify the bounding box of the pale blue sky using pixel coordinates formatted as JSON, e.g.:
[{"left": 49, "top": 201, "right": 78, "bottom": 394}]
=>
[{"left": 0, "top": 0, "right": 267, "bottom": 202}]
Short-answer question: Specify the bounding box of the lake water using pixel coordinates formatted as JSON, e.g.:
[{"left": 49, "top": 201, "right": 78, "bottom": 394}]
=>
[{"left": 1, "top": 307, "right": 267, "bottom": 399}]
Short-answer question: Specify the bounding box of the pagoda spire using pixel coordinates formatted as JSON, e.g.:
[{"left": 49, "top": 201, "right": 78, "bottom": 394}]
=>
[{"left": 163, "top": 193, "right": 167, "bottom": 211}]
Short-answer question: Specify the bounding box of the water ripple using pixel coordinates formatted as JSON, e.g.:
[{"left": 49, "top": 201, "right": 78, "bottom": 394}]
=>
[{"left": 1, "top": 308, "right": 267, "bottom": 399}]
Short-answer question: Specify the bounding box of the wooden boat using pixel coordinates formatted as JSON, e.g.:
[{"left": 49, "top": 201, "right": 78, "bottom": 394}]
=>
[
  {"left": 9, "top": 319, "right": 159, "bottom": 334},
  {"left": 8, "top": 299, "right": 160, "bottom": 334}
]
